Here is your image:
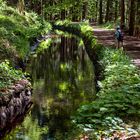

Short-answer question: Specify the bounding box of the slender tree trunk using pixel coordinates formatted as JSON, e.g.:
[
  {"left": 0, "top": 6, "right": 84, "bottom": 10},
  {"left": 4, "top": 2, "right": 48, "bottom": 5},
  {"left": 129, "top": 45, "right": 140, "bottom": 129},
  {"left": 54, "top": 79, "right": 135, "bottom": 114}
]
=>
[
  {"left": 41, "top": 0, "right": 44, "bottom": 18},
  {"left": 61, "top": 10, "right": 66, "bottom": 20},
  {"left": 82, "top": 1, "right": 88, "bottom": 20},
  {"left": 60, "top": 37, "right": 65, "bottom": 62},
  {"left": 109, "top": 1, "right": 113, "bottom": 21},
  {"left": 99, "top": 0, "right": 103, "bottom": 24},
  {"left": 115, "top": 0, "right": 118, "bottom": 21},
  {"left": 105, "top": 0, "right": 110, "bottom": 23},
  {"left": 136, "top": 0, "right": 140, "bottom": 25},
  {"left": 120, "top": 0, "right": 125, "bottom": 28},
  {"left": 125, "top": 0, "right": 130, "bottom": 27},
  {"left": 7, "top": 0, "right": 17, "bottom": 6},
  {"left": 129, "top": 0, "right": 136, "bottom": 36},
  {"left": 17, "top": 0, "right": 25, "bottom": 14},
  {"left": 95, "top": 0, "right": 98, "bottom": 22},
  {"left": 81, "top": 47, "right": 85, "bottom": 71},
  {"left": 134, "top": 0, "right": 140, "bottom": 37}
]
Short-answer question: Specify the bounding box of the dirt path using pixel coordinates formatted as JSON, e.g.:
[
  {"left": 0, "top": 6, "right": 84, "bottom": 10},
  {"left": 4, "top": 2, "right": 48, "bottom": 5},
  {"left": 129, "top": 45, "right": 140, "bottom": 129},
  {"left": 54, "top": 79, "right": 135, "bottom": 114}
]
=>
[{"left": 93, "top": 26, "right": 140, "bottom": 68}]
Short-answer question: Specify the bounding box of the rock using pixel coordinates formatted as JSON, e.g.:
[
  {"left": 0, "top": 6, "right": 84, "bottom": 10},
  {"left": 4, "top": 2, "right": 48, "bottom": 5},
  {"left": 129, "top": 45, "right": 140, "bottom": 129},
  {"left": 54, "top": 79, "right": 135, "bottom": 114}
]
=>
[
  {"left": 0, "top": 107, "right": 7, "bottom": 128},
  {"left": 26, "top": 90, "right": 31, "bottom": 96},
  {"left": 18, "top": 79, "right": 29, "bottom": 86},
  {"left": 10, "top": 85, "right": 16, "bottom": 90},
  {"left": 15, "top": 84, "right": 24, "bottom": 93},
  {"left": 8, "top": 89, "right": 15, "bottom": 95},
  {"left": 9, "top": 105, "right": 14, "bottom": 119},
  {"left": 0, "top": 79, "right": 32, "bottom": 134}
]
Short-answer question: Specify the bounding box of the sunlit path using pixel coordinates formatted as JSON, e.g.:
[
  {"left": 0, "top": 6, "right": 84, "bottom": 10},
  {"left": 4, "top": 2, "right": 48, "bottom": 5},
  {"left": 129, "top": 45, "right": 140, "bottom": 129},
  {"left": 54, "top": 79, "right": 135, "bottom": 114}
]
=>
[{"left": 92, "top": 26, "right": 140, "bottom": 68}]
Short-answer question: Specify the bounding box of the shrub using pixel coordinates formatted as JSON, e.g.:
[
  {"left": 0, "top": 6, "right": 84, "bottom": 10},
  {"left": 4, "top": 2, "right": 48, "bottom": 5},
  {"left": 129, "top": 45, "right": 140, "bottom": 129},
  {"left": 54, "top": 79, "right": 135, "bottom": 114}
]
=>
[
  {"left": 0, "top": 60, "right": 24, "bottom": 89},
  {"left": 0, "top": 2, "right": 51, "bottom": 60},
  {"left": 74, "top": 47, "right": 140, "bottom": 137}
]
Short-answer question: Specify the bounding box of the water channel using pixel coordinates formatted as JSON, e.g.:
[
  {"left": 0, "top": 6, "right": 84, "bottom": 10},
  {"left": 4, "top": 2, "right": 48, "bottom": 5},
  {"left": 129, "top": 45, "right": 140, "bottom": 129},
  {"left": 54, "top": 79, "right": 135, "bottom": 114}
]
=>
[{"left": 3, "top": 35, "right": 95, "bottom": 140}]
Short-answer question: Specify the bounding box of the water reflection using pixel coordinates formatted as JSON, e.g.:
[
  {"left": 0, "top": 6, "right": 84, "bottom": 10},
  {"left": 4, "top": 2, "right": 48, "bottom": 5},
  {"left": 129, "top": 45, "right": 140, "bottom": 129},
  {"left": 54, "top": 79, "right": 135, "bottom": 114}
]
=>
[{"left": 4, "top": 36, "right": 95, "bottom": 140}]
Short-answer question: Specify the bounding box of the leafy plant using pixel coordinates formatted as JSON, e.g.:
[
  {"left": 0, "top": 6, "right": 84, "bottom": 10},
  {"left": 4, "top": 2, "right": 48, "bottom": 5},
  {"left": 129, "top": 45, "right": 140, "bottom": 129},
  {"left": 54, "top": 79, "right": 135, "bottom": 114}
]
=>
[
  {"left": 0, "top": 60, "right": 24, "bottom": 89},
  {"left": 0, "top": 2, "right": 51, "bottom": 60},
  {"left": 74, "top": 47, "right": 140, "bottom": 138}
]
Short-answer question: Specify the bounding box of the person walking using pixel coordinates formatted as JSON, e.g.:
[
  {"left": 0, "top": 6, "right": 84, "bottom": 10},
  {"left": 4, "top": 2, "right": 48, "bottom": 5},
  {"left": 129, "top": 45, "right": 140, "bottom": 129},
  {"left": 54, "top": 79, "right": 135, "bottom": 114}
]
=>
[{"left": 115, "top": 26, "right": 124, "bottom": 48}]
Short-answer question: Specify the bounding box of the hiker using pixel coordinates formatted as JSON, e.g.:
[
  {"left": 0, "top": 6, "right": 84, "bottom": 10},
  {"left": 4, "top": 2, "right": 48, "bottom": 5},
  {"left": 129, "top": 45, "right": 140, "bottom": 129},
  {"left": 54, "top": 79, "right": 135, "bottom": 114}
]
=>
[{"left": 115, "top": 26, "right": 123, "bottom": 48}]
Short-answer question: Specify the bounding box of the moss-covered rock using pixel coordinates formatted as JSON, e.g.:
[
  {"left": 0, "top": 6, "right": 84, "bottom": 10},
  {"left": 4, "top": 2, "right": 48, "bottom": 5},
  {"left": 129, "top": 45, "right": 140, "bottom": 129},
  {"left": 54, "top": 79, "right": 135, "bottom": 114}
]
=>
[{"left": 0, "top": 79, "right": 32, "bottom": 138}]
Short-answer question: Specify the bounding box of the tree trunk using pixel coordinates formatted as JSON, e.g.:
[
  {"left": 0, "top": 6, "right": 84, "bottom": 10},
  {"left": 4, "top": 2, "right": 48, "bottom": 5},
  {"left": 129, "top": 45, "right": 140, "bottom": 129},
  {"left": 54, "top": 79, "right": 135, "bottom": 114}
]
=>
[
  {"left": 7, "top": 0, "right": 17, "bottom": 6},
  {"left": 17, "top": 0, "right": 25, "bottom": 14},
  {"left": 114, "top": 0, "right": 118, "bottom": 21},
  {"left": 105, "top": 0, "right": 110, "bottom": 23},
  {"left": 120, "top": 0, "right": 125, "bottom": 28},
  {"left": 99, "top": 0, "right": 103, "bottom": 24},
  {"left": 95, "top": 0, "right": 98, "bottom": 22},
  {"left": 41, "top": 0, "right": 43, "bottom": 18},
  {"left": 61, "top": 10, "right": 66, "bottom": 20},
  {"left": 129, "top": 0, "right": 136, "bottom": 36},
  {"left": 136, "top": 0, "right": 140, "bottom": 25},
  {"left": 125, "top": 0, "right": 130, "bottom": 27},
  {"left": 82, "top": 1, "right": 88, "bottom": 20}
]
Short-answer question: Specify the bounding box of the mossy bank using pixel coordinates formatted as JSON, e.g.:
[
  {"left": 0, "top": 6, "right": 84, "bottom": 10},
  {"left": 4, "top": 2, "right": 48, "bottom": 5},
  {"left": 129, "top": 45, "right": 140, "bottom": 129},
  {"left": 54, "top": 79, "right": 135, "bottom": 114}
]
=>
[{"left": 0, "top": 1, "right": 51, "bottom": 136}]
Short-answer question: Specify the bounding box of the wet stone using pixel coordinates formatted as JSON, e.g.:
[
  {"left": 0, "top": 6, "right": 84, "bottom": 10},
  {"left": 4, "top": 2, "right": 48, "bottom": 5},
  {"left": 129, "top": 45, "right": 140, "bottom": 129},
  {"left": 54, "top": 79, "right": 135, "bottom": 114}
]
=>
[{"left": 0, "top": 80, "right": 32, "bottom": 134}]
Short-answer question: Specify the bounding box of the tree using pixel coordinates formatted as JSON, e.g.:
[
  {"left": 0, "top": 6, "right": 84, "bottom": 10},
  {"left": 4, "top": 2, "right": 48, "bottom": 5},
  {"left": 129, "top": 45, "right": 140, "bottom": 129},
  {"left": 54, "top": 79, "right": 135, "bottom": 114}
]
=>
[
  {"left": 17, "top": 0, "right": 25, "bottom": 14},
  {"left": 114, "top": 0, "right": 118, "bottom": 21},
  {"left": 99, "top": 0, "right": 103, "bottom": 24},
  {"left": 136, "top": 0, "right": 140, "bottom": 25},
  {"left": 120, "top": 0, "right": 125, "bottom": 28},
  {"left": 105, "top": 0, "right": 110, "bottom": 23},
  {"left": 129, "top": 0, "right": 136, "bottom": 36},
  {"left": 82, "top": 0, "right": 88, "bottom": 20}
]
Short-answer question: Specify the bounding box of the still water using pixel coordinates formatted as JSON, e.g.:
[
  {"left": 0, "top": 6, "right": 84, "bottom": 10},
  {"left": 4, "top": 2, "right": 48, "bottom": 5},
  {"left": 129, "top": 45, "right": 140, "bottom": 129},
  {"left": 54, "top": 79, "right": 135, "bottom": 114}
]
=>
[{"left": 4, "top": 35, "right": 95, "bottom": 140}]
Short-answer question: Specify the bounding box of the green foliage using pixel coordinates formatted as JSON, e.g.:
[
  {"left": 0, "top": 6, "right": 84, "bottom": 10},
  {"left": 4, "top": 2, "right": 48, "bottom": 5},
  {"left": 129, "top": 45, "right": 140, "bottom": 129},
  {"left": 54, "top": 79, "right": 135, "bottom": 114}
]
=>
[
  {"left": 53, "top": 21, "right": 97, "bottom": 48},
  {"left": 98, "top": 22, "right": 115, "bottom": 29},
  {"left": 74, "top": 47, "right": 140, "bottom": 136},
  {"left": 43, "top": 0, "right": 97, "bottom": 21},
  {"left": 37, "top": 38, "right": 52, "bottom": 53},
  {"left": 0, "top": 1, "right": 52, "bottom": 92},
  {"left": 0, "top": 2, "right": 51, "bottom": 60},
  {"left": 44, "top": 0, "right": 83, "bottom": 21},
  {"left": 0, "top": 60, "right": 23, "bottom": 89},
  {"left": 4, "top": 115, "right": 48, "bottom": 140}
]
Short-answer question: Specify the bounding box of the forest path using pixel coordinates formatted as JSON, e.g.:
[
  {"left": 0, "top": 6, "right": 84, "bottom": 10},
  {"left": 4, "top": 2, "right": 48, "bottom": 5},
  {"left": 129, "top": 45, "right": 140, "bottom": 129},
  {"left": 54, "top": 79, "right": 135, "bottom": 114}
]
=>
[{"left": 92, "top": 26, "right": 140, "bottom": 68}]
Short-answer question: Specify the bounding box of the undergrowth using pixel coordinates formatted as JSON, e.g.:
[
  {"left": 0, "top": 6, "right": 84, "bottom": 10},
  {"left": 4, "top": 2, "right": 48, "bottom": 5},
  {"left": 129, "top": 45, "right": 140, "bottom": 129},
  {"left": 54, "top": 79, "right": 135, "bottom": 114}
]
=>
[
  {"left": 0, "top": 1, "right": 51, "bottom": 61},
  {"left": 0, "top": 1, "right": 51, "bottom": 89},
  {"left": 74, "top": 47, "right": 140, "bottom": 138},
  {"left": 98, "top": 22, "right": 115, "bottom": 29},
  {"left": 0, "top": 60, "right": 24, "bottom": 89}
]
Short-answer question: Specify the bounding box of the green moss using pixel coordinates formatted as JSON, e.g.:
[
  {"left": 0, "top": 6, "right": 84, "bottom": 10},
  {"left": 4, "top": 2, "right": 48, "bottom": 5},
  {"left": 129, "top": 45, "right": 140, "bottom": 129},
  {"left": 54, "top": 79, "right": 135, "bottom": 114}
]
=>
[{"left": 0, "top": 2, "right": 51, "bottom": 60}]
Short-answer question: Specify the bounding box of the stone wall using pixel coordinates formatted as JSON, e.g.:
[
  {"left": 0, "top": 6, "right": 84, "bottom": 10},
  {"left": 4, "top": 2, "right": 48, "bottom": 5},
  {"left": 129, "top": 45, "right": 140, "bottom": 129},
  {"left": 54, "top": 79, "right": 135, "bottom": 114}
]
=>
[{"left": 0, "top": 79, "right": 33, "bottom": 136}]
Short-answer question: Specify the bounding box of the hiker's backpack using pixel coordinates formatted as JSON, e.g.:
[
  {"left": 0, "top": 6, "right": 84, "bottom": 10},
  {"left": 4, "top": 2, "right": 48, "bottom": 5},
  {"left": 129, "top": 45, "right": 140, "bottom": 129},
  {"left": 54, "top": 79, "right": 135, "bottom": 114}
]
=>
[{"left": 115, "top": 30, "right": 123, "bottom": 41}]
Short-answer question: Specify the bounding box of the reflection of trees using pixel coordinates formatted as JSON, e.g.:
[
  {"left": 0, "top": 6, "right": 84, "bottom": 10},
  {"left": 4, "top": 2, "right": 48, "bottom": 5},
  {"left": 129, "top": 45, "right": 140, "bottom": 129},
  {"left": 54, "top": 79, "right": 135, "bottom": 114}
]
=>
[
  {"left": 4, "top": 114, "right": 48, "bottom": 140},
  {"left": 4, "top": 36, "right": 95, "bottom": 139},
  {"left": 28, "top": 36, "right": 95, "bottom": 139}
]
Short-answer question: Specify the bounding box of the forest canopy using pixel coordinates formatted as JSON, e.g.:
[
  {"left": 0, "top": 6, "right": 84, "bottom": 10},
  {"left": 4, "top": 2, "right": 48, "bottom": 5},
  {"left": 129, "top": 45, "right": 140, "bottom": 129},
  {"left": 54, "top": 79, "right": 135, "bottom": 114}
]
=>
[{"left": 5, "top": 0, "right": 140, "bottom": 36}]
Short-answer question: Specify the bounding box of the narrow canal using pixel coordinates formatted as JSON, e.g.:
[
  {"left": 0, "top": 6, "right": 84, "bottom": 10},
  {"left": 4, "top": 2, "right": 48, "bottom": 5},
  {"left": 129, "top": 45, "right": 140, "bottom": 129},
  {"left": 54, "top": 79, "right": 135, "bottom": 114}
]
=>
[{"left": 4, "top": 35, "right": 95, "bottom": 140}]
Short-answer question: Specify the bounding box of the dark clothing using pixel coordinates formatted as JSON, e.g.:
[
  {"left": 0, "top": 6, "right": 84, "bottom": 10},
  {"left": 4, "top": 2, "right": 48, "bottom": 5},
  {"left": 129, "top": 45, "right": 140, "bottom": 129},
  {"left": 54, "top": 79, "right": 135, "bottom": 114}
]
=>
[{"left": 115, "top": 29, "right": 123, "bottom": 42}]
